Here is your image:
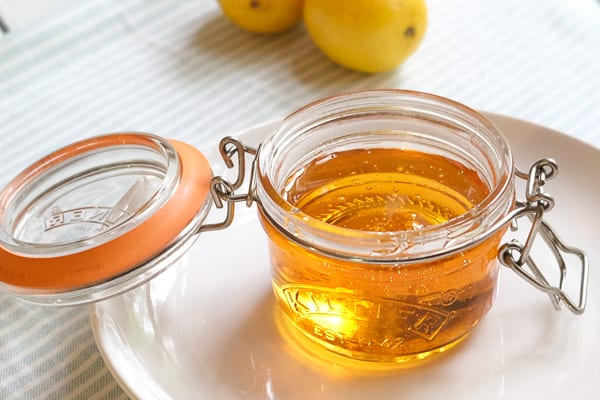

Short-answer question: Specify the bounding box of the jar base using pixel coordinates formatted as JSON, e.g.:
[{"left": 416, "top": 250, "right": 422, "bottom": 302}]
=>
[{"left": 274, "top": 307, "right": 469, "bottom": 376}]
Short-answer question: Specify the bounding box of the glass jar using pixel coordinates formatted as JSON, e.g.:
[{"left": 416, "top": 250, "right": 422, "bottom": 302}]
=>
[
  {"left": 243, "top": 90, "right": 585, "bottom": 367},
  {"left": 254, "top": 90, "right": 514, "bottom": 365},
  {"left": 0, "top": 90, "right": 587, "bottom": 367}
]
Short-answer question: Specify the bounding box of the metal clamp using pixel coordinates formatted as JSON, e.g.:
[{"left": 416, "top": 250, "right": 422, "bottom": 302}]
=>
[
  {"left": 199, "top": 137, "right": 258, "bottom": 232},
  {"left": 498, "top": 159, "right": 588, "bottom": 314}
]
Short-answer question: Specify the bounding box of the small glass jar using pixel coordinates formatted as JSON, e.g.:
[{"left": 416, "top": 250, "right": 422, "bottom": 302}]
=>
[
  {"left": 254, "top": 90, "right": 514, "bottom": 365},
  {"left": 0, "top": 90, "right": 587, "bottom": 367}
]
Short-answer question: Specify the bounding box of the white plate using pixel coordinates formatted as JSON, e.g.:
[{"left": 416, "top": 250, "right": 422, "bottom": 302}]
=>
[{"left": 91, "top": 114, "right": 600, "bottom": 400}]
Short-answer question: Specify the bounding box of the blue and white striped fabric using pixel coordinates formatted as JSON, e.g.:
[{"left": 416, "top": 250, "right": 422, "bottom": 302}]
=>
[{"left": 0, "top": 0, "right": 598, "bottom": 398}]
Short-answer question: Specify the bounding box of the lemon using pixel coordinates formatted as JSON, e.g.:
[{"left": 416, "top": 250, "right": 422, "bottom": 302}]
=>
[
  {"left": 303, "top": 0, "right": 428, "bottom": 73},
  {"left": 218, "top": 0, "right": 303, "bottom": 34}
]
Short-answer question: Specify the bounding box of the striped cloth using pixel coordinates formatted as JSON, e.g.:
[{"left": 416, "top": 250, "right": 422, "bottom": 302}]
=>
[
  {"left": 0, "top": 0, "right": 66, "bottom": 31},
  {"left": 0, "top": 0, "right": 598, "bottom": 399}
]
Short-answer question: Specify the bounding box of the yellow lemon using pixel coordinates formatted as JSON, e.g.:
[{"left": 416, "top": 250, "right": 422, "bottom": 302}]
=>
[
  {"left": 303, "top": 0, "right": 428, "bottom": 73},
  {"left": 218, "top": 0, "right": 303, "bottom": 34}
]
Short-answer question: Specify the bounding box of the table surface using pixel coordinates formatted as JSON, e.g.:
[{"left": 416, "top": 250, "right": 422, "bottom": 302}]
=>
[{"left": 0, "top": 0, "right": 599, "bottom": 399}]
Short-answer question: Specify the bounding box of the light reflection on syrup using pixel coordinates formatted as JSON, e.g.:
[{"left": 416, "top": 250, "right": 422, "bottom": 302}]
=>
[{"left": 273, "top": 305, "right": 466, "bottom": 377}]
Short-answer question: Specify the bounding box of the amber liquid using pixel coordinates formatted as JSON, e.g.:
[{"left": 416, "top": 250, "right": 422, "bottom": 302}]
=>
[{"left": 262, "top": 148, "right": 502, "bottom": 366}]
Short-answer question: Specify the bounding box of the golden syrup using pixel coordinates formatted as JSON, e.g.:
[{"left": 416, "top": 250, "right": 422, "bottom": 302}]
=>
[{"left": 261, "top": 148, "right": 503, "bottom": 366}]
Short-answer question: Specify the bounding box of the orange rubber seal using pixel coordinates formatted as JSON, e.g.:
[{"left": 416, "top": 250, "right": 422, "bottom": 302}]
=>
[{"left": 0, "top": 139, "right": 211, "bottom": 290}]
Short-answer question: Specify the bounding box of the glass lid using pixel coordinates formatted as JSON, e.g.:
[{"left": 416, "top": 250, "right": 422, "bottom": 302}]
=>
[{"left": 0, "top": 133, "right": 212, "bottom": 305}]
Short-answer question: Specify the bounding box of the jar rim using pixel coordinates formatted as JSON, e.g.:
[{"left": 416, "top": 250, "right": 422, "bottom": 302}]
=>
[{"left": 256, "top": 89, "right": 515, "bottom": 262}]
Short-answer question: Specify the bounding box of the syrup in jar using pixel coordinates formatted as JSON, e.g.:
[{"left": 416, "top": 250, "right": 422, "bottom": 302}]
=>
[{"left": 262, "top": 146, "right": 502, "bottom": 365}]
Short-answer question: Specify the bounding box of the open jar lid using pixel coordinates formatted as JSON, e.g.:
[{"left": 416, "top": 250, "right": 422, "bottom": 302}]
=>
[{"left": 0, "top": 133, "right": 212, "bottom": 305}]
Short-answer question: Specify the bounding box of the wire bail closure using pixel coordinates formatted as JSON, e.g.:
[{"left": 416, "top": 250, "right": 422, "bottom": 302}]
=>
[
  {"left": 199, "top": 137, "right": 258, "bottom": 232},
  {"left": 202, "top": 137, "right": 589, "bottom": 315},
  {"left": 498, "top": 159, "right": 588, "bottom": 314}
]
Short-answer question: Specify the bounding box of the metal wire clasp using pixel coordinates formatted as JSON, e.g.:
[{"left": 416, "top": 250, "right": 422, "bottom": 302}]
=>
[
  {"left": 499, "top": 159, "right": 588, "bottom": 314},
  {"left": 199, "top": 137, "right": 258, "bottom": 232}
]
